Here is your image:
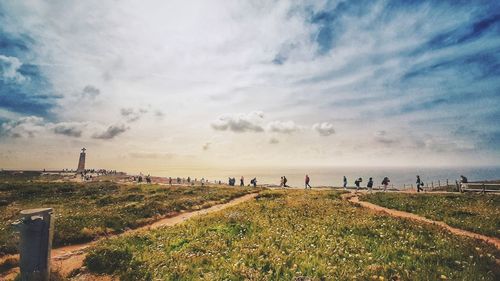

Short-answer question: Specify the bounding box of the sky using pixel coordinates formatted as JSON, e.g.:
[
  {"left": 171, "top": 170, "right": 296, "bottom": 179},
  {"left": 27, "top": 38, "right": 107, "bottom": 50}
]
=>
[{"left": 0, "top": 0, "right": 499, "bottom": 174}]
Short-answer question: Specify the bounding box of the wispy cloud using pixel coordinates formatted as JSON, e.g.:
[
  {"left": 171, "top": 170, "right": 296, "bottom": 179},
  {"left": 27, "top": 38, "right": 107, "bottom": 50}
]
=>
[{"left": 92, "top": 124, "right": 128, "bottom": 140}]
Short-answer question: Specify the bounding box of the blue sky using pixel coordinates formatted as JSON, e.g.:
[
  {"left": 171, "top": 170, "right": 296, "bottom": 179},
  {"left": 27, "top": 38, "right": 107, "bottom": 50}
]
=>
[{"left": 0, "top": 0, "right": 499, "bottom": 171}]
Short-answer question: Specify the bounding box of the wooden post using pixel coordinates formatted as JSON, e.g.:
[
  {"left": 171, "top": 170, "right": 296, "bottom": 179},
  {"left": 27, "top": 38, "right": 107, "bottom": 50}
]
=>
[
  {"left": 446, "top": 179, "right": 449, "bottom": 186},
  {"left": 438, "top": 180, "right": 441, "bottom": 187},
  {"left": 482, "top": 184, "right": 486, "bottom": 194},
  {"left": 431, "top": 181, "right": 434, "bottom": 190}
]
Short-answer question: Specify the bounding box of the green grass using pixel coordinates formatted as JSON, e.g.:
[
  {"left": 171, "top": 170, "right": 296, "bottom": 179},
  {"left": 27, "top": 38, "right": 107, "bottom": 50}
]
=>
[
  {"left": 361, "top": 192, "right": 500, "bottom": 238},
  {"left": 85, "top": 190, "right": 499, "bottom": 280},
  {"left": 0, "top": 181, "right": 257, "bottom": 256}
]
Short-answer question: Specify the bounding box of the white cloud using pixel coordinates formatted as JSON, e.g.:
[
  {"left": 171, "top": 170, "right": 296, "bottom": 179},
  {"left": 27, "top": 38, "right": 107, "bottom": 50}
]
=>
[
  {"left": 1, "top": 116, "right": 45, "bottom": 138},
  {"left": 267, "top": 120, "right": 302, "bottom": 134},
  {"left": 312, "top": 122, "right": 335, "bottom": 136},
  {"left": 211, "top": 111, "right": 264, "bottom": 133},
  {"left": 0, "top": 55, "right": 26, "bottom": 83}
]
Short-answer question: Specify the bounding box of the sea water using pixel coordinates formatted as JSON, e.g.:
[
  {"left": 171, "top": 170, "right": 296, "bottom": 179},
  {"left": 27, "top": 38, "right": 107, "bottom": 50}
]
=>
[{"left": 151, "top": 166, "right": 500, "bottom": 189}]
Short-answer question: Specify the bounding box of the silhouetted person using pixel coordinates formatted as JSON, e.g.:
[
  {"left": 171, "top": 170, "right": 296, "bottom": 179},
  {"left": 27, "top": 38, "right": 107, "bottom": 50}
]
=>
[
  {"left": 460, "top": 175, "right": 468, "bottom": 191},
  {"left": 251, "top": 178, "right": 257, "bottom": 187},
  {"left": 240, "top": 176, "right": 244, "bottom": 186},
  {"left": 367, "top": 177, "right": 373, "bottom": 192},
  {"left": 305, "top": 174, "right": 312, "bottom": 189},
  {"left": 382, "top": 177, "right": 390, "bottom": 192},
  {"left": 355, "top": 177, "right": 362, "bottom": 191},
  {"left": 460, "top": 175, "right": 468, "bottom": 183},
  {"left": 416, "top": 175, "right": 424, "bottom": 192},
  {"left": 283, "top": 176, "right": 289, "bottom": 188},
  {"left": 343, "top": 176, "right": 347, "bottom": 189}
]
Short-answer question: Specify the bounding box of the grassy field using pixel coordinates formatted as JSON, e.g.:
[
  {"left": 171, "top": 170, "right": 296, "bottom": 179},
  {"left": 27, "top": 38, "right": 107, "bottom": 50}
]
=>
[
  {"left": 0, "top": 180, "right": 256, "bottom": 256},
  {"left": 85, "top": 190, "right": 499, "bottom": 280},
  {"left": 361, "top": 192, "right": 500, "bottom": 238}
]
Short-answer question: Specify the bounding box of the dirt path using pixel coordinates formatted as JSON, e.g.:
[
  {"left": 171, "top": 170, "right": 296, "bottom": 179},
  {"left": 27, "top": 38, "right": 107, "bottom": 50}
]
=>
[
  {"left": 0, "top": 192, "right": 259, "bottom": 280},
  {"left": 341, "top": 192, "right": 500, "bottom": 250}
]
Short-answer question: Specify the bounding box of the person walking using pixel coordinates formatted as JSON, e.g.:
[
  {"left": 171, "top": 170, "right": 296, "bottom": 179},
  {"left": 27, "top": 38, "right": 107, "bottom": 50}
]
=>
[
  {"left": 240, "top": 176, "right": 244, "bottom": 186},
  {"left": 355, "top": 177, "right": 362, "bottom": 191},
  {"left": 283, "top": 176, "right": 289, "bottom": 188},
  {"left": 367, "top": 177, "right": 373, "bottom": 192},
  {"left": 416, "top": 175, "right": 424, "bottom": 192},
  {"left": 343, "top": 176, "right": 347, "bottom": 189},
  {"left": 305, "top": 174, "right": 312, "bottom": 189},
  {"left": 382, "top": 177, "right": 390, "bottom": 192},
  {"left": 251, "top": 177, "right": 257, "bottom": 187}
]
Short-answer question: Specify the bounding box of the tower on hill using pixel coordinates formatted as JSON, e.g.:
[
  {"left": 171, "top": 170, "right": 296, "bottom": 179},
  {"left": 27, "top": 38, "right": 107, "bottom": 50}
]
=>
[{"left": 76, "top": 148, "right": 86, "bottom": 173}]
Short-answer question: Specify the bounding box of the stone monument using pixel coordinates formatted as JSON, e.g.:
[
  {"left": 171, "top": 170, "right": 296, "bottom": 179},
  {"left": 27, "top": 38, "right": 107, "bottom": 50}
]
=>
[{"left": 76, "top": 148, "right": 86, "bottom": 173}]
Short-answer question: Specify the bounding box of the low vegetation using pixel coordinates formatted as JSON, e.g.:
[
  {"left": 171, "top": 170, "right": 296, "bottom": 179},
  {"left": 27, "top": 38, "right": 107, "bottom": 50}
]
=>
[
  {"left": 361, "top": 192, "right": 500, "bottom": 238},
  {"left": 0, "top": 180, "right": 257, "bottom": 256},
  {"left": 85, "top": 190, "right": 499, "bottom": 280}
]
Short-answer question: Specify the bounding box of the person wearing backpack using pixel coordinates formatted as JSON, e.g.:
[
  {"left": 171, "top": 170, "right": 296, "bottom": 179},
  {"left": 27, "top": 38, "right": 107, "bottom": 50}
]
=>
[
  {"left": 355, "top": 177, "right": 362, "bottom": 191},
  {"left": 382, "top": 177, "right": 390, "bottom": 192},
  {"left": 367, "top": 177, "right": 374, "bottom": 192}
]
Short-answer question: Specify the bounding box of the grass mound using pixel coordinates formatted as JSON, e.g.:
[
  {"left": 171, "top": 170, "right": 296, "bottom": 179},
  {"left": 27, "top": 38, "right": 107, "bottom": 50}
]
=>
[
  {"left": 85, "top": 190, "right": 499, "bottom": 280},
  {"left": 362, "top": 192, "right": 500, "bottom": 238},
  {"left": 0, "top": 181, "right": 257, "bottom": 256}
]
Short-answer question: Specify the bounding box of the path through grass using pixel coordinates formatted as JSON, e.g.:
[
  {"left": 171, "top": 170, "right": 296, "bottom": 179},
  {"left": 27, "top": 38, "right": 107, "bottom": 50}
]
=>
[
  {"left": 85, "top": 190, "right": 499, "bottom": 280},
  {"left": 0, "top": 181, "right": 256, "bottom": 256},
  {"left": 362, "top": 192, "right": 500, "bottom": 238}
]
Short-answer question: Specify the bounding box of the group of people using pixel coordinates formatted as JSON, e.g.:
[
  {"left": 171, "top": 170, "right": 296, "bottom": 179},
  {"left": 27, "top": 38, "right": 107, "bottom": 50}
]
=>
[
  {"left": 228, "top": 176, "right": 257, "bottom": 187},
  {"left": 132, "top": 174, "right": 152, "bottom": 183},
  {"left": 343, "top": 176, "right": 390, "bottom": 192}
]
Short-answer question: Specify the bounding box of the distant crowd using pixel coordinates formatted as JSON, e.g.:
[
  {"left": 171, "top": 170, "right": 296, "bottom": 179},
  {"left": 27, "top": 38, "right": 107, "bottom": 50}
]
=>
[{"left": 125, "top": 172, "right": 470, "bottom": 193}]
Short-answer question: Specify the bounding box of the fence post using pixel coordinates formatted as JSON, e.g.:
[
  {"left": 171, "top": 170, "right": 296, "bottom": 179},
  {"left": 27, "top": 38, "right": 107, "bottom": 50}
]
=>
[
  {"left": 14, "top": 208, "right": 54, "bottom": 281},
  {"left": 431, "top": 181, "right": 434, "bottom": 189},
  {"left": 446, "top": 179, "right": 449, "bottom": 186},
  {"left": 482, "top": 184, "right": 486, "bottom": 194},
  {"left": 438, "top": 180, "right": 441, "bottom": 187}
]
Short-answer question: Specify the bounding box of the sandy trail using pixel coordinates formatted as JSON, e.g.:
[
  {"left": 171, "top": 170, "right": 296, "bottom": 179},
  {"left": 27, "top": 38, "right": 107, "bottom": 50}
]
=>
[
  {"left": 0, "top": 192, "right": 259, "bottom": 280},
  {"left": 341, "top": 192, "right": 500, "bottom": 250}
]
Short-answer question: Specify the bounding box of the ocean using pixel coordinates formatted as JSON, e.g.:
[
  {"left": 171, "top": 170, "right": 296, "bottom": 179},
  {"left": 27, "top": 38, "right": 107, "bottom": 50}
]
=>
[{"left": 150, "top": 166, "right": 500, "bottom": 189}]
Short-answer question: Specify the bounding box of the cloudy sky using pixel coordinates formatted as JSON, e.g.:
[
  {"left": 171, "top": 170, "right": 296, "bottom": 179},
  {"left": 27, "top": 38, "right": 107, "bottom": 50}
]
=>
[{"left": 0, "top": 0, "right": 499, "bottom": 173}]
